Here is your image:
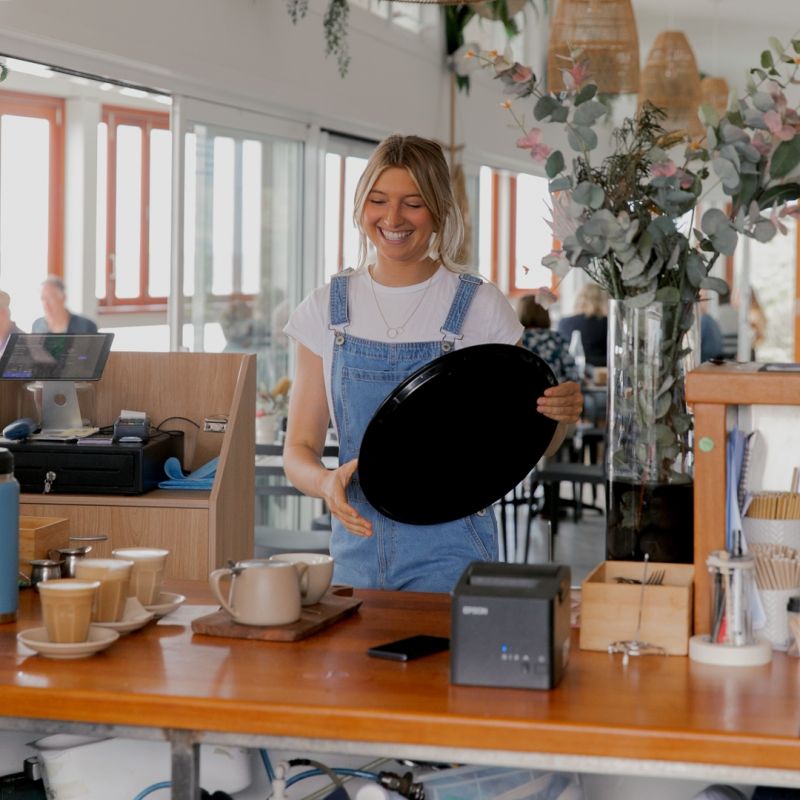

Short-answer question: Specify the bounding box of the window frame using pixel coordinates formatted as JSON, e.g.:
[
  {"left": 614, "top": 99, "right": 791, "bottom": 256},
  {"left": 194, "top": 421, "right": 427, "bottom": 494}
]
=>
[
  {"left": 99, "top": 103, "right": 170, "bottom": 312},
  {"left": 0, "top": 88, "right": 65, "bottom": 278}
]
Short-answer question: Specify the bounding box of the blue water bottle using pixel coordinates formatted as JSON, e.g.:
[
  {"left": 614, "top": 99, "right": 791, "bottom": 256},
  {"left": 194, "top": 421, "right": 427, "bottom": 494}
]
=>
[{"left": 0, "top": 447, "right": 20, "bottom": 623}]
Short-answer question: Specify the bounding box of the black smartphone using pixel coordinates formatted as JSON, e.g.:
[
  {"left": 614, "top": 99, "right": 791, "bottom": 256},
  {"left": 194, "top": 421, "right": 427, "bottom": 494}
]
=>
[{"left": 367, "top": 634, "right": 450, "bottom": 662}]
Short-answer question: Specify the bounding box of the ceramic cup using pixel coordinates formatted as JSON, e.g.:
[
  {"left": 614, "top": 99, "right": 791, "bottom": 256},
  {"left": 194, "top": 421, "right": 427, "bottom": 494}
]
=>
[
  {"left": 111, "top": 548, "right": 170, "bottom": 606},
  {"left": 209, "top": 559, "right": 309, "bottom": 626},
  {"left": 758, "top": 587, "right": 800, "bottom": 650},
  {"left": 37, "top": 579, "right": 101, "bottom": 643},
  {"left": 269, "top": 553, "right": 334, "bottom": 605},
  {"left": 75, "top": 558, "right": 134, "bottom": 622}
]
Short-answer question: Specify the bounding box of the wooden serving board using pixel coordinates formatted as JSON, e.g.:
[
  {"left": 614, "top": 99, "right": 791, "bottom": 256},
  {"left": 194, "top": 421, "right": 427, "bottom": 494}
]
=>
[{"left": 191, "top": 592, "right": 362, "bottom": 642}]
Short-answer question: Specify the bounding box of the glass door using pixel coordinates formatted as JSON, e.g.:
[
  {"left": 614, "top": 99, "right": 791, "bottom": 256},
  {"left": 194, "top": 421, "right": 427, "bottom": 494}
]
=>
[{"left": 170, "top": 97, "right": 305, "bottom": 401}]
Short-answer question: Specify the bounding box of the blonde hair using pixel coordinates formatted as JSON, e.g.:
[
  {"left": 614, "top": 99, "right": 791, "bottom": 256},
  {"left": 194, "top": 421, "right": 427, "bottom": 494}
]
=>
[
  {"left": 352, "top": 135, "right": 466, "bottom": 272},
  {"left": 575, "top": 283, "right": 608, "bottom": 317}
]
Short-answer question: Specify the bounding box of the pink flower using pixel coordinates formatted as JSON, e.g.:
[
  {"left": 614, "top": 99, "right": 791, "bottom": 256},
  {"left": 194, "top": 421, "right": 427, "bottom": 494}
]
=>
[
  {"left": 516, "top": 128, "right": 552, "bottom": 161},
  {"left": 561, "top": 60, "right": 592, "bottom": 90},
  {"left": 780, "top": 204, "right": 800, "bottom": 220},
  {"left": 511, "top": 64, "right": 533, "bottom": 83},
  {"left": 752, "top": 132, "right": 772, "bottom": 156},
  {"left": 764, "top": 110, "right": 795, "bottom": 141},
  {"left": 675, "top": 169, "right": 694, "bottom": 190},
  {"left": 650, "top": 160, "right": 677, "bottom": 178},
  {"left": 770, "top": 205, "right": 789, "bottom": 236}
]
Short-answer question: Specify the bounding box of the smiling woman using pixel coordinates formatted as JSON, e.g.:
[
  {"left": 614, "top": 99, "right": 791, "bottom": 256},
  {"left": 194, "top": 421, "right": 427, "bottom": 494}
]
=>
[{"left": 281, "top": 133, "right": 583, "bottom": 594}]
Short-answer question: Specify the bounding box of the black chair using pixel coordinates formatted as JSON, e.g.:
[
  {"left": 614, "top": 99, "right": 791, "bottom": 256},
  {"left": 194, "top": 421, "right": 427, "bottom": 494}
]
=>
[{"left": 522, "top": 460, "right": 606, "bottom": 562}]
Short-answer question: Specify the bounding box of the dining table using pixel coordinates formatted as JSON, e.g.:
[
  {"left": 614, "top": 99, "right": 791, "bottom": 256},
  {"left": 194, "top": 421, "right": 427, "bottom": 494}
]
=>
[{"left": 2, "top": 580, "right": 800, "bottom": 800}]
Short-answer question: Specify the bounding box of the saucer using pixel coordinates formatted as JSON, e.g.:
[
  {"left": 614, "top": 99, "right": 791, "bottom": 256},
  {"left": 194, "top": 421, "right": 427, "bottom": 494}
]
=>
[
  {"left": 17, "top": 626, "right": 119, "bottom": 660},
  {"left": 144, "top": 591, "right": 186, "bottom": 619},
  {"left": 93, "top": 597, "right": 155, "bottom": 635}
]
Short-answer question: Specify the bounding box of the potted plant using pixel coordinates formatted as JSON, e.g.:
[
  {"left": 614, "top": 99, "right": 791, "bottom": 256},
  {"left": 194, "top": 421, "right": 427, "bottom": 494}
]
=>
[{"left": 474, "top": 38, "right": 800, "bottom": 561}]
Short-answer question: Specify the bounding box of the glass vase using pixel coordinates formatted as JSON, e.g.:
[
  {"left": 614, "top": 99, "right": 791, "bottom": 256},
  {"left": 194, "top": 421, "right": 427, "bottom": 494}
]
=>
[{"left": 605, "top": 298, "right": 699, "bottom": 563}]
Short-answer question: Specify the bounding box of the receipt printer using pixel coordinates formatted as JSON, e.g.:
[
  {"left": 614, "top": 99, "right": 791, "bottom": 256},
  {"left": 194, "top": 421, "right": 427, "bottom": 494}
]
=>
[{"left": 451, "top": 561, "right": 571, "bottom": 690}]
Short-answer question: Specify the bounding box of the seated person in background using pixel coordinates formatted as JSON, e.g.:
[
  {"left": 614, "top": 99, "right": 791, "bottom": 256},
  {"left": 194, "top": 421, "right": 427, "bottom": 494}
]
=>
[
  {"left": 32, "top": 275, "right": 98, "bottom": 334},
  {"left": 0, "top": 290, "right": 23, "bottom": 356},
  {"left": 557, "top": 283, "right": 608, "bottom": 367},
  {"left": 518, "top": 293, "right": 579, "bottom": 384}
]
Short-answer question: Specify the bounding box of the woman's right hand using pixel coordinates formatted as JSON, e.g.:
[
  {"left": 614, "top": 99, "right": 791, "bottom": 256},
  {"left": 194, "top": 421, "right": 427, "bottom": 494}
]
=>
[{"left": 320, "top": 458, "right": 373, "bottom": 537}]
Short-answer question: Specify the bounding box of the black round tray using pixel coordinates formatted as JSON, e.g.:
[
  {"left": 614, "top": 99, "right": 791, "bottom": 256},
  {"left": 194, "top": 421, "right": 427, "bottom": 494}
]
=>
[{"left": 358, "top": 343, "right": 559, "bottom": 525}]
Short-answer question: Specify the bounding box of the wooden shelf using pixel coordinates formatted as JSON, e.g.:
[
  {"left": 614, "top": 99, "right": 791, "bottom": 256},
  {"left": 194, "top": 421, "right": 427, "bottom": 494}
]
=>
[
  {"left": 687, "top": 361, "right": 800, "bottom": 633},
  {"left": 2, "top": 351, "right": 256, "bottom": 581}
]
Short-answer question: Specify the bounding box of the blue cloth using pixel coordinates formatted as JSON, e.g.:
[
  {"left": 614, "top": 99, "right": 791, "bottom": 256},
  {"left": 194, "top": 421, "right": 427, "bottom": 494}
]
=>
[
  {"left": 158, "top": 456, "right": 218, "bottom": 490},
  {"left": 328, "top": 271, "right": 497, "bottom": 592},
  {"left": 32, "top": 313, "right": 98, "bottom": 334}
]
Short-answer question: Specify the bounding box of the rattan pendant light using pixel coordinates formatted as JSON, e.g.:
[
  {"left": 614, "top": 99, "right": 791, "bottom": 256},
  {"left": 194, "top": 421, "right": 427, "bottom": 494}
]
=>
[
  {"left": 639, "top": 31, "right": 703, "bottom": 137},
  {"left": 547, "top": 0, "right": 640, "bottom": 94},
  {"left": 700, "top": 76, "right": 730, "bottom": 118}
]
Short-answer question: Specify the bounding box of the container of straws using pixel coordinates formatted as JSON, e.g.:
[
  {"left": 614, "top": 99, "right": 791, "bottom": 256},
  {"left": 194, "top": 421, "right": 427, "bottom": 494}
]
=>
[
  {"left": 751, "top": 542, "right": 800, "bottom": 650},
  {"left": 742, "top": 492, "right": 800, "bottom": 551}
]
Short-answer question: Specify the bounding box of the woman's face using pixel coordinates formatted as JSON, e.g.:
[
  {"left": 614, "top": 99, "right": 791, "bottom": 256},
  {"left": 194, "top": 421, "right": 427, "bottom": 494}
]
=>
[{"left": 362, "top": 167, "right": 435, "bottom": 267}]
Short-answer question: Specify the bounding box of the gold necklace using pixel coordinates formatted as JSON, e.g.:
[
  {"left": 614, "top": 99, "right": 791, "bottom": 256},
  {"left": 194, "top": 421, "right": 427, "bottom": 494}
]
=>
[{"left": 368, "top": 266, "right": 436, "bottom": 339}]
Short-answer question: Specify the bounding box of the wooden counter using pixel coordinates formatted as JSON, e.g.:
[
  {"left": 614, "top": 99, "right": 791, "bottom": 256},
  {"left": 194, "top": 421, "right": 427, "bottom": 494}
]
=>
[{"left": 2, "top": 581, "right": 800, "bottom": 797}]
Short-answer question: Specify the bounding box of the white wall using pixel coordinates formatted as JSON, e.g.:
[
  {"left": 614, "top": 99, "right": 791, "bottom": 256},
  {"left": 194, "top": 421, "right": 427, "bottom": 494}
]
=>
[{"left": 0, "top": 0, "right": 539, "bottom": 173}]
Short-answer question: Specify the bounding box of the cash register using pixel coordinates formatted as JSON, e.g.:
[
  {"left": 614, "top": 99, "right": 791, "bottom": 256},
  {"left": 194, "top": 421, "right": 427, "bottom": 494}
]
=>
[{"left": 0, "top": 333, "right": 182, "bottom": 494}]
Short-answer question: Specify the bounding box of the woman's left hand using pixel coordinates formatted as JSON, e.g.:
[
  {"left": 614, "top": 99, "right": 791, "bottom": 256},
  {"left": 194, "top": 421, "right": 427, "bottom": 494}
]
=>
[{"left": 537, "top": 381, "right": 583, "bottom": 423}]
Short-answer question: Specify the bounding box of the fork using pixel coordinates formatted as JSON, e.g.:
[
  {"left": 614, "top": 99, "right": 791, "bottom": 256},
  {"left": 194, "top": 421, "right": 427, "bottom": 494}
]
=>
[{"left": 646, "top": 569, "right": 666, "bottom": 586}]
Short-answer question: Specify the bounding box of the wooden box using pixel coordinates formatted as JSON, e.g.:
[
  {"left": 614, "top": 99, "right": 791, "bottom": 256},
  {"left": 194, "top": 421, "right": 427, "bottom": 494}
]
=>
[
  {"left": 18, "top": 516, "right": 71, "bottom": 578},
  {"left": 580, "top": 561, "right": 694, "bottom": 655}
]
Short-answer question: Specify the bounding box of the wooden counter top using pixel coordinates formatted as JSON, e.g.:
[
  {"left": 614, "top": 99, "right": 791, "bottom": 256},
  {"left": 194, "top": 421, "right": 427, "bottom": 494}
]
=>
[{"left": 2, "top": 581, "right": 800, "bottom": 776}]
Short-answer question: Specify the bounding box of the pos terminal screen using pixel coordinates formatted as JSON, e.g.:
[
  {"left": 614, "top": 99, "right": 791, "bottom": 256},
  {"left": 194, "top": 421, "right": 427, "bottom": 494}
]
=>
[{"left": 0, "top": 333, "right": 114, "bottom": 381}]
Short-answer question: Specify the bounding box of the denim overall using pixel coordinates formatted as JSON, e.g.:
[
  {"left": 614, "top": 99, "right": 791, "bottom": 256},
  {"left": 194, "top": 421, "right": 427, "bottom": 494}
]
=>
[{"left": 328, "top": 270, "right": 499, "bottom": 592}]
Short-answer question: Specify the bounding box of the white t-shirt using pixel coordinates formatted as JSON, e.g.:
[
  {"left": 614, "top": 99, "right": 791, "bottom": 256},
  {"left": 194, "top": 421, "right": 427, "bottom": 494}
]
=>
[{"left": 284, "top": 265, "right": 523, "bottom": 427}]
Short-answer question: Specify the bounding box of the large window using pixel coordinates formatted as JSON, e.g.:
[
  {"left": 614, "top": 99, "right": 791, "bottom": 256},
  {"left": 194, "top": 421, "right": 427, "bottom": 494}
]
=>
[
  {"left": 478, "top": 166, "right": 555, "bottom": 296},
  {"left": 0, "top": 89, "right": 64, "bottom": 328},
  {"left": 322, "top": 134, "right": 376, "bottom": 282},
  {"left": 96, "top": 105, "right": 171, "bottom": 310}
]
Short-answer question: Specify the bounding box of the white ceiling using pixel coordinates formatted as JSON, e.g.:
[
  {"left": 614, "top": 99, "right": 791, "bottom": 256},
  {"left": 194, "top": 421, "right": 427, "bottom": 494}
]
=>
[{"left": 632, "top": 0, "right": 799, "bottom": 23}]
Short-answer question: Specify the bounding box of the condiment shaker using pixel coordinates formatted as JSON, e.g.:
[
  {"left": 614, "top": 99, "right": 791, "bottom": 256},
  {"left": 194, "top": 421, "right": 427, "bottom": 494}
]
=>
[{"left": 0, "top": 448, "right": 20, "bottom": 623}]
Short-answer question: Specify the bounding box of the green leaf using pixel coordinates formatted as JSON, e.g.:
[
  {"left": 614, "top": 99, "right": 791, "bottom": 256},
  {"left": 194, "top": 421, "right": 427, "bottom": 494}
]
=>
[
  {"left": 769, "top": 36, "right": 785, "bottom": 58},
  {"left": 655, "top": 424, "right": 676, "bottom": 446},
  {"left": 712, "top": 157, "right": 740, "bottom": 192},
  {"left": 752, "top": 219, "right": 777, "bottom": 243},
  {"left": 700, "top": 276, "right": 731, "bottom": 296},
  {"left": 548, "top": 176, "right": 572, "bottom": 192},
  {"left": 567, "top": 124, "right": 598, "bottom": 152},
  {"left": 534, "top": 95, "right": 560, "bottom": 121},
  {"left": 685, "top": 253, "right": 707, "bottom": 288},
  {"left": 655, "top": 393, "right": 672, "bottom": 419},
  {"left": 769, "top": 137, "right": 800, "bottom": 180},
  {"left": 757, "top": 182, "right": 800, "bottom": 209},
  {"left": 0, "top": 64, "right": 7, "bottom": 83},
  {"left": 655, "top": 286, "right": 681, "bottom": 304},
  {"left": 751, "top": 91, "right": 775, "bottom": 112},
  {"left": 761, "top": 49, "right": 774, "bottom": 69},
  {"left": 550, "top": 105, "right": 569, "bottom": 123},
  {"left": 794, "top": 39, "right": 800, "bottom": 54},
  {"left": 699, "top": 103, "right": 719, "bottom": 128},
  {"left": 545, "top": 150, "right": 565, "bottom": 179},
  {"left": 574, "top": 84, "right": 597, "bottom": 105},
  {"left": 625, "top": 289, "right": 657, "bottom": 308},
  {"left": 572, "top": 100, "right": 606, "bottom": 126}
]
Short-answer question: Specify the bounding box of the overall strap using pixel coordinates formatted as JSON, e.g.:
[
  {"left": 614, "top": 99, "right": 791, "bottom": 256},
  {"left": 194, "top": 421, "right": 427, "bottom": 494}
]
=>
[
  {"left": 440, "top": 273, "right": 483, "bottom": 351},
  {"left": 328, "top": 268, "right": 353, "bottom": 342}
]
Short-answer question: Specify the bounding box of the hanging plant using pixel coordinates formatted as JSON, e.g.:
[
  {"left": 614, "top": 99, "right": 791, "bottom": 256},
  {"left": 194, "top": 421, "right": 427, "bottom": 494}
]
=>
[
  {"left": 287, "top": 0, "right": 350, "bottom": 78},
  {"left": 448, "top": 1, "right": 544, "bottom": 93},
  {"left": 287, "top": 1, "right": 539, "bottom": 83}
]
